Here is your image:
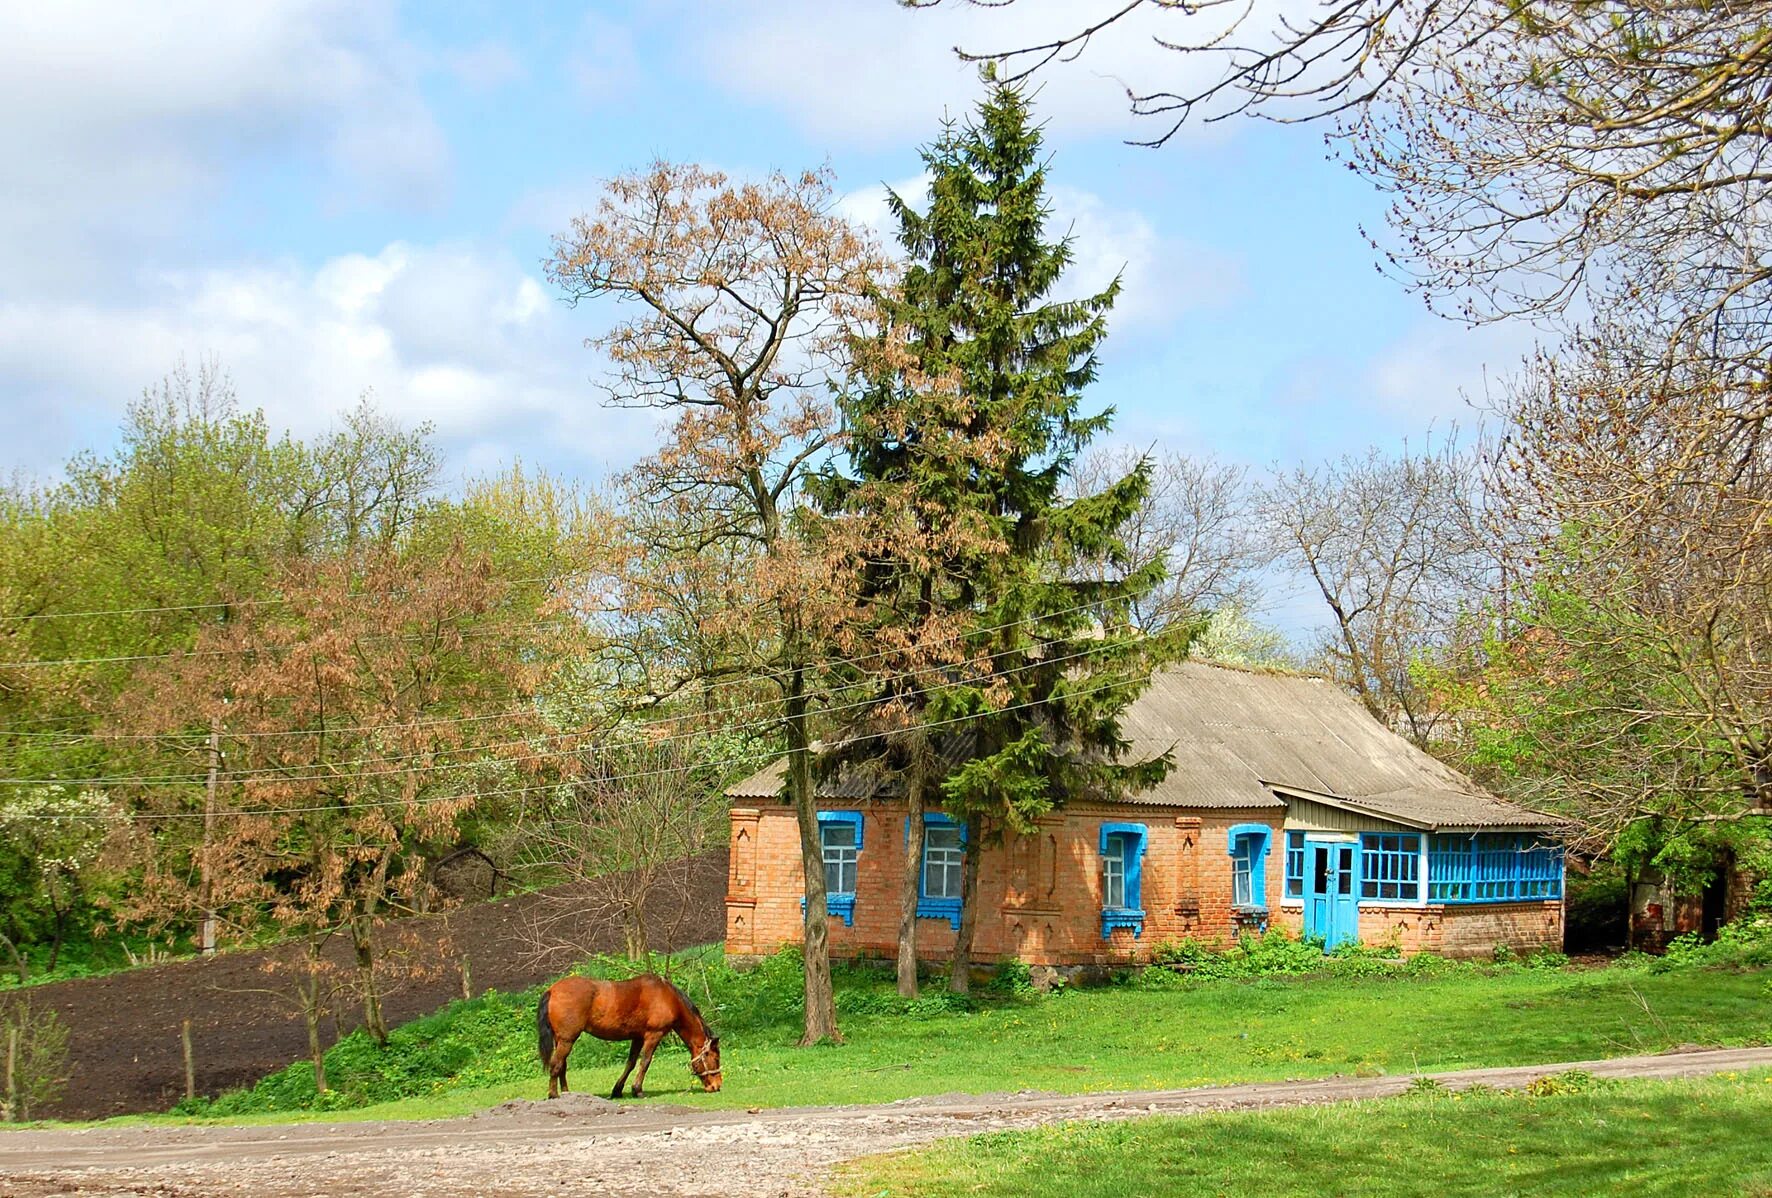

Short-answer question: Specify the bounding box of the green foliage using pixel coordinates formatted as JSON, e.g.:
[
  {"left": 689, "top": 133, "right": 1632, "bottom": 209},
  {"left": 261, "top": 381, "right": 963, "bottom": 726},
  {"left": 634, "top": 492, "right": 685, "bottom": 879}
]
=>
[
  {"left": 1523, "top": 1068, "right": 1612, "bottom": 1097},
  {"left": 0, "top": 1001, "right": 70, "bottom": 1121},
  {"left": 837, "top": 1073, "right": 1772, "bottom": 1197},
  {"left": 1146, "top": 931, "right": 1403, "bottom": 982},
  {"left": 146, "top": 939, "right": 1772, "bottom": 1121}
]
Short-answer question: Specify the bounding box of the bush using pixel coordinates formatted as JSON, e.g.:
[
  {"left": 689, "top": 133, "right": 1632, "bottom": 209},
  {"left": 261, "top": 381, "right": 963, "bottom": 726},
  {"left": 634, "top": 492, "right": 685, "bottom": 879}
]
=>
[
  {"left": 1144, "top": 932, "right": 1402, "bottom": 983},
  {"left": 0, "top": 1001, "right": 69, "bottom": 1121}
]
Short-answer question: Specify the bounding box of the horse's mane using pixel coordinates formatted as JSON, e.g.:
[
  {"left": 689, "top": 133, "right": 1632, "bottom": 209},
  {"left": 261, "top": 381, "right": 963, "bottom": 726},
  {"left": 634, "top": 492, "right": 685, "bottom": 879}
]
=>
[{"left": 666, "top": 978, "right": 713, "bottom": 1038}]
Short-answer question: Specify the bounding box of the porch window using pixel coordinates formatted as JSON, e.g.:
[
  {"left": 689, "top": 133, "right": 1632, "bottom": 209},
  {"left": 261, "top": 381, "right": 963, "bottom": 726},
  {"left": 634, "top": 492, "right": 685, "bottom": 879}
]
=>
[
  {"left": 1359, "top": 833, "right": 1423, "bottom": 902},
  {"left": 911, "top": 814, "right": 966, "bottom": 929},
  {"left": 1428, "top": 833, "right": 1564, "bottom": 903},
  {"left": 806, "top": 811, "right": 864, "bottom": 926},
  {"left": 1099, "top": 822, "right": 1148, "bottom": 938},
  {"left": 1227, "top": 824, "right": 1272, "bottom": 909},
  {"left": 1283, "top": 831, "right": 1305, "bottom": 900}
]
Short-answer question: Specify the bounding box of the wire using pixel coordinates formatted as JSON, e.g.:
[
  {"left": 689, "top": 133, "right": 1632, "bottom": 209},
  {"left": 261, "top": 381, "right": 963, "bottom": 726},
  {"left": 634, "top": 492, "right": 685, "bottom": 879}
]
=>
[
  {"left": 0, "top": 637, "right": 1128, "bottom": 788},
  {"left": 0, "top": 616, "right": 585, "bottom": 671},
  {"left": 0, "top": 573, "right": 579, "bottom": 625},
  {"left": 0, "top": 595, "right": 1117, "bottom": 744},
  {"left": 35, "top": 670, "right": 1150, "bottom": 823}
]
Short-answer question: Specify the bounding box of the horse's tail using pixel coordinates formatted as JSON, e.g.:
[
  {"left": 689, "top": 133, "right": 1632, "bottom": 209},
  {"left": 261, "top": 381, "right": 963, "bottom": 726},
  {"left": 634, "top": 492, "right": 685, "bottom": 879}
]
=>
[{"left": 536, "top": 987, "right": 555, "bottom": 1067}]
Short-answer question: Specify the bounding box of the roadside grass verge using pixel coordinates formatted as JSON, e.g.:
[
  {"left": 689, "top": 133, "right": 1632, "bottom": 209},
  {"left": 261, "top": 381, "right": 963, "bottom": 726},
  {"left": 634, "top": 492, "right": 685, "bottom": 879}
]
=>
[
  {"left": 834, "top": 1071, "right": 1772, "bottom": 1197},
  {"left": 44, "top": 933, "right": 1765, "bottom": 1127}
]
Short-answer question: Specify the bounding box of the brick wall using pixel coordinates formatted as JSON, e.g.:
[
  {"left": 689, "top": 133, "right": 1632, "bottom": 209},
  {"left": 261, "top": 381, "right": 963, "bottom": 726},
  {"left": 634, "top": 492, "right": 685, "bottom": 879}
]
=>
[
  {"left": 728, "top": 799, "right": 1566, "bottom": 964},
  {"left": 726, "top": 799, "right": 1284, "bottom": 966}
]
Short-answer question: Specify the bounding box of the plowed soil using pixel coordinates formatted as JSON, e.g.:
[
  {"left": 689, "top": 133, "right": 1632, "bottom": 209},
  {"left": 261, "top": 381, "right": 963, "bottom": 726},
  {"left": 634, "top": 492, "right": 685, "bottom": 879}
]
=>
[{"left": 5, "top": 850, "right": 728, "bottom": 1121}]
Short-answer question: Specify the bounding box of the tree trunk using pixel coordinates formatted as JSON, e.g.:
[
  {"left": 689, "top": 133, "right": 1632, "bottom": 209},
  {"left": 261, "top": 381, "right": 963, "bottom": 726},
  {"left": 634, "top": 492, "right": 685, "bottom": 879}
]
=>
[
  {"left": 897, "top": 768, "right": 925, "bottom": 999},
  {"left": 0, "top": 933, "right": 25, "bottom": 985},
  {"left": 301, "top": 938, "right": 328, "bottom": 1093},
  {"left": 948, "top": 813, "right": 983, "bottom": 995},
  {"left": 786, "top": 665, "right": 840, "bottom": 1045},
  {"left": 350, "top": 913, "right": 387, "bottom": 1046}
]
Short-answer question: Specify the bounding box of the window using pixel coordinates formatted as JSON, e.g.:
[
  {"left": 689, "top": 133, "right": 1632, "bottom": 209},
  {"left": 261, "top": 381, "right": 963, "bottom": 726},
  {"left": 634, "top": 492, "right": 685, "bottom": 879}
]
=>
[
  {"left": 807, "top": 811, "right": 864, "bottom": 926},
  {"left": 1428, "top": 833, "right": 1564, "bottom": 903},
  {"left": 1283, "top": 831, "right": 1305, "bottom": 900},
  {"left": 923, "top": 824, "right": 963, "bottom": 900},
  {"left": 1360, "top": 833, "right": 1423, "bottom": 902},
  {"left": 1227, "top": 824, "right": 1272, "bottom": 910},
  {"left": 1103, "top": 837, "right": 1127, "bottom": 908},
  {"left": 909, "top": 814, "right": 966, "bottom": 929},
  {"left": 822, "top": 821, "right": 859, "bottom": 896},
  {"left": 1099, "top": 822, "right": 1148, "bottom": 938}
]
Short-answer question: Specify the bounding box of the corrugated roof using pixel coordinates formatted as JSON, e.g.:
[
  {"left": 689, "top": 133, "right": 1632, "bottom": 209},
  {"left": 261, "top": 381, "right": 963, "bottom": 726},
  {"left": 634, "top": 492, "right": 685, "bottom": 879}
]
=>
[{"left": 724, "top": 661, "right": 1557, "bottom": 830}]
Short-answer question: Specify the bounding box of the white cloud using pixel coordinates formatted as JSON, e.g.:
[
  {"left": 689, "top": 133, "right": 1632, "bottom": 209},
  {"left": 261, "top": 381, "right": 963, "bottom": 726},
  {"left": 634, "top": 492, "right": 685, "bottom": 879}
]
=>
[
  {"left": 839, "top": 176, "right": 1242, "bottom": 333},
  {"left": 437, "top": 41, "right": 525, "bottom": 92},
  {"left": 688, "top": 0, "right": 1296, "bottom": 147},
  {"left": 568, "top": 11, "right": 642, "bottom": 102},
  {"left": 1364, "top": 319, "right": 1542, "bottom": 425},
  {"left": 0, "top": 244, "right": 656, "bottom": 480},
  {"left": 0, "top": 1, "right": 450, "bottom": 292}
]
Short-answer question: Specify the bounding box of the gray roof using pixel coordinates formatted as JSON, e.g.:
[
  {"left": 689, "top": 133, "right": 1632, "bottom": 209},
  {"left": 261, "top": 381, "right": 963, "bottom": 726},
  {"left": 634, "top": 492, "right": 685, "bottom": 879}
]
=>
[{"left": 725, "top": 661, "right": 1558, "bottom": 831}]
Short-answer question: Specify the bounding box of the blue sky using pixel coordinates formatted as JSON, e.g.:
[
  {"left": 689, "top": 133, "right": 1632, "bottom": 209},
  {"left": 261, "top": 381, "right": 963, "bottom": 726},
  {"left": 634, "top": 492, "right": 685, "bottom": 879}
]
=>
[{"left": 0, "top": 1, "right": 1534, "bottom": 627}]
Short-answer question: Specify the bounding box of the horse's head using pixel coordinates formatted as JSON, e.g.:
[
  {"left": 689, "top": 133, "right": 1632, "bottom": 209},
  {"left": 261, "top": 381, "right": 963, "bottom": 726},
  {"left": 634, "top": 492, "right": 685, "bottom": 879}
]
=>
[{"left": 690, "top": 1035, "right": 722, "bottom": 1092}]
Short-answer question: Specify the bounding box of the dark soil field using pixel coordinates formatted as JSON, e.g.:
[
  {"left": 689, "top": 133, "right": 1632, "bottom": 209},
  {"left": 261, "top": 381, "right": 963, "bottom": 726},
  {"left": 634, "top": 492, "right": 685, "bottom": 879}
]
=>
[{"left": 8, "top": 850, "right": 728, "bottom": 1121}]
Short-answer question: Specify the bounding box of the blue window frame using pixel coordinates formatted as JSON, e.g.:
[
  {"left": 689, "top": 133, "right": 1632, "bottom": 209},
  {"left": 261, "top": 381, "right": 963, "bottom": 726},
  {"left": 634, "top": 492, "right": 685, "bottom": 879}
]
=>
[
  {"left": 1227, "top": 823, "right": 1272, "bottom": 909},
  {"left": 1359, "top": 833, "right": 1423, "bottom": 902},
  {"left": 1284, "top": 831, "right": 1305, "bottom": 900},
  {"left": 803, "top": 811, "right": 864, "bottom": 926},
  {"left": 1428, "top": 833, "right": 1564, "bottom": 903},
  {"left": 906, "top": 813, "right": 967, "bottom": 929},
  {"left": 1099, "top": 822, "right": 1148, "bottom": 938}
]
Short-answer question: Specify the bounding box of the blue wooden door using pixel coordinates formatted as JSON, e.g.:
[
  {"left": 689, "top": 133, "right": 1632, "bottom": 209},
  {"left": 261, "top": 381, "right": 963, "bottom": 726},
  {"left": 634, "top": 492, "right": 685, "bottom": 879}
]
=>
[{"left": 1304, "top": 840, "right": 1359, "bottom": 950}]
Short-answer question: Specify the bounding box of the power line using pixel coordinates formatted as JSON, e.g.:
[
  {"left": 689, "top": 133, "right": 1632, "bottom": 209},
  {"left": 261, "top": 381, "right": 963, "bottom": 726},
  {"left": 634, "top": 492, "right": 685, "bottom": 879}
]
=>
[
  {"left": 0, "top": 573, "right": 579, "bottom": 625},
  {"left": 25, "top": 670, "right": 1151, "bottom": 823},
  {"left": 0, "top": 596, "right": 1117, "bottom": 744},
  {"left": 0, "top": 637, "right": 1126, "bottom": 788},
  {"left": 0, "top": 615, "right": 585, "bottom": 671}
]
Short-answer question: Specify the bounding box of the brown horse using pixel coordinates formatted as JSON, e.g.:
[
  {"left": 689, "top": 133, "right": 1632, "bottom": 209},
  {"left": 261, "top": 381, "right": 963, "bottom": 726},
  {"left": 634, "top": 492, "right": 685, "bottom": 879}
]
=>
[{"left": 536, "top": 973, "right": 722, "bottom": 1099}]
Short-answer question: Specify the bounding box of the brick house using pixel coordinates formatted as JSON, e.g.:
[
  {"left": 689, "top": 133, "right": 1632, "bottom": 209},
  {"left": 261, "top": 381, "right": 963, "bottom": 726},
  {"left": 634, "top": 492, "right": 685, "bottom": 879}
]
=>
[{"left": 723, "top": 662, "right": 1566, "bottom": 965}]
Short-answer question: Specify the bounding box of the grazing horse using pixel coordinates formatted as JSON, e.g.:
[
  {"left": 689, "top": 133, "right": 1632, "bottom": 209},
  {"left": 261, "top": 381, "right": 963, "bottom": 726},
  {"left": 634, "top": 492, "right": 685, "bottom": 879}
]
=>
[{"left": 536, "top": 973, "right": 722, "bottom": 1099}]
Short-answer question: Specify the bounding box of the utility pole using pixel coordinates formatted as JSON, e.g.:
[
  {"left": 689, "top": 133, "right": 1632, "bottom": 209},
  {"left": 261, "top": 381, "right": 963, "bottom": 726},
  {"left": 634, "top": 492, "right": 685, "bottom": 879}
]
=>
[{"left": 200, "top": 714, "right": 220, "bottom": 956}]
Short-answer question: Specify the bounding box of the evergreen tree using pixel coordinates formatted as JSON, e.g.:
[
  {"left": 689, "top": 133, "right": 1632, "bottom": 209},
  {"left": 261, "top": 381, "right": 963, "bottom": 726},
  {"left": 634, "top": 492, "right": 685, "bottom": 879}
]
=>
[{"left": 832, "top": 83, "right": 1188, "bottom": 995}]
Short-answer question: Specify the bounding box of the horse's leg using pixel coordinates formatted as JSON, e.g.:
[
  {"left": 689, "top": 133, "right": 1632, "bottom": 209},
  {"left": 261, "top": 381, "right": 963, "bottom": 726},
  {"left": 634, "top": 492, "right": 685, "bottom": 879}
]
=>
[
  {"left": 629, "top": 1031, "right": 667, "bottom": 1099},
  {"left": 547, "top": 1035, "right": 575, "bottom": 1099},
  {"left": 610, "top": 1038, "right": 642, "bottom": 1100}
]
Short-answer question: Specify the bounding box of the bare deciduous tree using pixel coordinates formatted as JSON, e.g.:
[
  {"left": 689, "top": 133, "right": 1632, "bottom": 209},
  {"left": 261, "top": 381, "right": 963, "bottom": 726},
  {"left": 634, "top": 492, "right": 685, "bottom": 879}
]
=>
[
  {"left": 1258, "top": 439, "right": 1486, "bottom": 745},
  {"left": 1069, "top": 446, "right": 1261, "bottom": 632},
  {"left": 515, "top": 737, "right": 728, "bottom": 967}
]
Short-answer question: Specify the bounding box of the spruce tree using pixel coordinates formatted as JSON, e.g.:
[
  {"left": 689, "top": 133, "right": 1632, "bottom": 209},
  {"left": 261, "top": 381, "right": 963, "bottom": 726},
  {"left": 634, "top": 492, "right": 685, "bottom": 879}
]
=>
[{"left": 831, "top": 83, "right": 1187, "bottom": 995}]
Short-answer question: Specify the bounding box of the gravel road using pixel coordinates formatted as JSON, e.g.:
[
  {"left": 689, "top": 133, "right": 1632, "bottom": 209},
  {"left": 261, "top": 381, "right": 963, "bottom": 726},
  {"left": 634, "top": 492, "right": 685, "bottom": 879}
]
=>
[{"left": 4, "top": 1046, "right": 1768, "bottom": 1197}]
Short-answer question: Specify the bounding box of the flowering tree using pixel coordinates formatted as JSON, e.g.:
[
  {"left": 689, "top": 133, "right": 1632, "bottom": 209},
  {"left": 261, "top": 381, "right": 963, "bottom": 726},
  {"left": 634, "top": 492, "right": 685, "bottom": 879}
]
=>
[
  {"left": 112, "top": 544, "right": 572, "bottom": 1064},
  {"left": 0, "top": 787, "right": 118, "bottom": 976}
]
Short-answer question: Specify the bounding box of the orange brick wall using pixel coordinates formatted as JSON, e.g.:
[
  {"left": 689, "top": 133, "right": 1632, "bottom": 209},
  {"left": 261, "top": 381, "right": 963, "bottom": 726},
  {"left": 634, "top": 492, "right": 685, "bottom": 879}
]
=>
[
  {"left": 726, "top": 799, "right": 1284, "bottom": 966},
  {"left": 1272, "top": 900, "right": 1563, "bottom": 958},
  {"left": 728, "top": 800, "right": 1565, "bottom": 964}
]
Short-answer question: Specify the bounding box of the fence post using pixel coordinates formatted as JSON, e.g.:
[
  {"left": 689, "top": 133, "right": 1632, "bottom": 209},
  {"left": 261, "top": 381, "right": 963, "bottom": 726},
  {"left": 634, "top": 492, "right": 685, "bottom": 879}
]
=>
[
  {"left": 182, "top": 1019, "right": 195, "bottom": 1102},
  {"left": 4, "top": 1024, "right": 17, "bottom": 1122}
]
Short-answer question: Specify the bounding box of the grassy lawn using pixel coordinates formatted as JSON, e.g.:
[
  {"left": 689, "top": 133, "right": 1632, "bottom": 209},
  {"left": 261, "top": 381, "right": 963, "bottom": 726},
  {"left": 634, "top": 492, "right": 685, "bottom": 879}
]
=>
[
  {"left": 836, "top": 1072, "right": 1772, "bottom": 1197},
  {"left": 48, "top": 939, "right": 1767, "bottom": 1127}
]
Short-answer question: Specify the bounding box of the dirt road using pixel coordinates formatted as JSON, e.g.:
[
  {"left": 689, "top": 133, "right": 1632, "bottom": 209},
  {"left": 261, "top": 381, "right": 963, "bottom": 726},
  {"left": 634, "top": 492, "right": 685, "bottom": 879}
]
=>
[{"left": 4, "top": 1045, "right": 1768, "bottom": 1197}]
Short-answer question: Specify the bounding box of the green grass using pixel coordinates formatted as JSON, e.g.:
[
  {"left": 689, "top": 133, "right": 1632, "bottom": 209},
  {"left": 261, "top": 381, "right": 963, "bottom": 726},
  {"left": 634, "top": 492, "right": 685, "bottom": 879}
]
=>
[
  {"left": 836, "top": 1072, "right": 1772, "bottom": 1197},
  {"left": 114, "top": 934, "right": 1772, "bottom": 1128}
]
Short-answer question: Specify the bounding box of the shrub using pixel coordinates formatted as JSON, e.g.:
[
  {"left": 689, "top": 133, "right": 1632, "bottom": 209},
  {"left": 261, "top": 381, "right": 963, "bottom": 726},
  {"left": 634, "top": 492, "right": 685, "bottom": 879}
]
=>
[{"left": 0, "top": 1001, "right": 69, "bottom": 1121}]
